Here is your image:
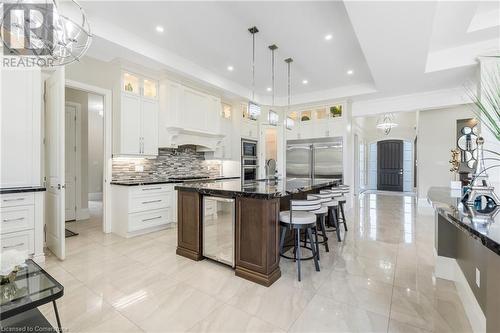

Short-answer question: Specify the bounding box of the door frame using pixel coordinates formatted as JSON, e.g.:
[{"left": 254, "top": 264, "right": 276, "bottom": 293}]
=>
[
  {"left": 65, "top": 79, "right": 112, "bottom": 233},
  {"left": 377, "top": 139, "right": 404, "bottom": 192},
  {"left": 64, "top": 102, "right": 82, "bottom": 221}
]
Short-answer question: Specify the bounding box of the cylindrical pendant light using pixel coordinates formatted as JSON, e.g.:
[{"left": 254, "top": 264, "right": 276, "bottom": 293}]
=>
[
  {"left": 268, "top": 44, "right": 278, "bottom": 106},
  {"left": 248, "top": 26, "right": 259, "bottom": 102}
]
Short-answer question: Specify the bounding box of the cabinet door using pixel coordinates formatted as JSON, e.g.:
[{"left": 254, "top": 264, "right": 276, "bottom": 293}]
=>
[
  {"left": 206, "top": 96, "right": 221, "bottom": 134},
  {"left": 183, "top": 88, "right": 207, "bottom": 131},
  {"left": 141, "top": 99, "right": 159, "bottom": 156},
  {"left": 121, "top": 94, "right": 141, "bottom": 155},
  {"left": 1, "top": 69, "right": 41, "bottom": 187}
]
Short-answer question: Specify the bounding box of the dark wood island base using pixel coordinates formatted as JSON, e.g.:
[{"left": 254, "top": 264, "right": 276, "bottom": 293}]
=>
[{"left": 175, "top": 178, "right": 341, "bottom": 286}]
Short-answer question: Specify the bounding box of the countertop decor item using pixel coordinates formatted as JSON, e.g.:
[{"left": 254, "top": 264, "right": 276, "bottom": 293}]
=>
[
  {"left": 449, "top": 148, "right": 462, "bottom": 190},
  {"left": 461, "top": 137, "right": 500, "bottom": 208},
  {"left": 0, "top": 250, "right": 26, "bottom": 285}
]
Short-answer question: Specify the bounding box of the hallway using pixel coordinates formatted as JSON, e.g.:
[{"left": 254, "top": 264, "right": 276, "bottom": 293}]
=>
[{"left": 39, "top": 193, "right": 472, "bottom": 332}]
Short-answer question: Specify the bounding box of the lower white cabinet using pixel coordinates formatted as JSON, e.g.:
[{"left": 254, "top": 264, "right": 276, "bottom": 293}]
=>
[
  {"left": 111, "top": 184, "right": 176, "bottom": 238},
  {"left": 0, "top": 191, "right": 45, "bottom": 262}
]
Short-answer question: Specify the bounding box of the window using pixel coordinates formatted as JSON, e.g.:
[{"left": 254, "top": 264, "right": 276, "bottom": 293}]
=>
[
  {"left": 123, "top": 72, "right": 139, "bottom": 94},
  {"left": 241, "top": 103, "right": 249, "bottom": 119},
  {"left": 289, "top": 111, "right": 298, "bottom": 121},
  {"left": 143, "top": 79, "right": 157, "bottom": 98},
  {"left": 221, "top": 103, "right": 232, "bottom": 119},
  {"left": 301, "top": 110, "right": 312, "bottom": 122},
  {"left": 286, "top": 117, "right": 294, "bottom": 130},
  {"left": 329, "top": 104, "right": 343, "bottom": 118},
  {"left": 314, "top": 108, "right": 327, "bottom": 120},
  {"left": 268, "top": 110, "right": 279, "bottom": 126}
]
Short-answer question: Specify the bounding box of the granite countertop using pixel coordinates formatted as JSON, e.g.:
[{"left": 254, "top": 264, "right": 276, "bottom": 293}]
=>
[
  {"left": 427, "top": 186, "right": 500, "bottom": 256},
  {"left": 174, "top": 178, "right": 342, "bottom": 199},
  {"left": 110, "top": 176, "right": 240, "bottom": 186},
  {"left": 0, "top": 186, "right": 47, "bottom": 194}
]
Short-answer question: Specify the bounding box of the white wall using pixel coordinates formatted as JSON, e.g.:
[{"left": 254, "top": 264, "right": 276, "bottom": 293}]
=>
[
  {"left": 417, "top": 104, "right": 474, "bottom": 199},
  {"left": 88, "top": 93, "right": 104, "bottom": 200}
]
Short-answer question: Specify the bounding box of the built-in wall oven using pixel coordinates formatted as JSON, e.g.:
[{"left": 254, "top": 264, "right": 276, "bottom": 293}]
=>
[{"left": 241, "top": 139, "right": 258, "bottom": 182}]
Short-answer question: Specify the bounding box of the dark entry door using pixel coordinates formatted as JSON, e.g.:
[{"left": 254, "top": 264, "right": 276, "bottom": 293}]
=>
[{"left": 377, "top": 140, "right": 403, "bottom": 191}]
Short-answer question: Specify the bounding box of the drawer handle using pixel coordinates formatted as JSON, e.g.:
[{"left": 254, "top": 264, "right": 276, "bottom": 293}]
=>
[
  {"left": 142, "top": 200, "right": 162, "bottom": 204},
  {"left": 3, "top": 198, "right": 25, "bottom": 202},
  {"left": 3, "top": 217, "right": 25, "bottom": 222},
  {"left": 142, "top": 187, "right": 162, "bottom": 191},
  {"left": 142, "top": 216, "right": 162, "bottom": 222},
  {"left": 3, "top": 243, "right": 24, "bottom": 249}
]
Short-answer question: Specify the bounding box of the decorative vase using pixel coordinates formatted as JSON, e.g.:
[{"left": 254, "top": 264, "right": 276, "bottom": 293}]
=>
[{"left": 0, "top": 269, "right": 18, "bottom": 285}]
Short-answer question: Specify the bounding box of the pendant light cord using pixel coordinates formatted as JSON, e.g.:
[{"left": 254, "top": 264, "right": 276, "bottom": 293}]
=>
[
  {"left": 272, "top": 47, "right": 275, "bottom": 106},
  {"left": 285, "top": 58, "right": 293, "bottom": 110},
  {"left": 252, "top": 30, "right": 256, "bottom": 101}
]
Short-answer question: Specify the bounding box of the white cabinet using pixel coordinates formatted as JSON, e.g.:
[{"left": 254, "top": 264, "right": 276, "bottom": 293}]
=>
[
  {"left": 1, "top": 69, "right": 41, "bottom": 187},
  {"left": 114, "top": 71, "right": 159, "bottom": 156},
  {"left": 241, "top": 120, "right": 259, "bottom": 140},
  {"left": 111, "top": 184, "right": 176, "bottom": 238},
  {"left": 0, "top": 191, "right": 45, "bottom": 262}
]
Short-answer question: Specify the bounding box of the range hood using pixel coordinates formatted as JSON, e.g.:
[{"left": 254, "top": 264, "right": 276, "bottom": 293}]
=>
[{"left": 161, "top": 127, "right": 225, "bottom": 152}]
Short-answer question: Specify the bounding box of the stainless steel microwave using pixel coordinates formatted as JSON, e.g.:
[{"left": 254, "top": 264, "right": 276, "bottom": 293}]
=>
[{"left": 241, "top": 139, "right": 257, "bottom": 158}]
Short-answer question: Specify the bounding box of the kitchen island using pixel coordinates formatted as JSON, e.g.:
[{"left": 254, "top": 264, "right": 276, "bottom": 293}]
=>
[{"left": 174, "top": 178, "right": 341, "bottom": 286}]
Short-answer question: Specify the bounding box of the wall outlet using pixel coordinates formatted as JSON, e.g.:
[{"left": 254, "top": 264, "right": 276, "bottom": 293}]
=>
[
  {"left": 475, "top": 267, "right": 480, "bottom": 288},
  {"left": 135, "top": 164, "right": 144, "bottom": 172}
]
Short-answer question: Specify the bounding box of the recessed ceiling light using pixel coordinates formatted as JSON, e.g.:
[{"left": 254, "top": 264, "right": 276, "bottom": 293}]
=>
[
  {"left": 302, "top": 79, "right": 308, "bottom": 85},
  {"left": 266, "top": 87, "right": 272, "bottom": 92},
  {"left": 347, "top": 69, "right": 354, "bottom": 75},
  {"left": 155, "top": 25, "right": 164, "bottom": 33},
  {"left": 227, "top": 65, "right": 234, "bottom": 71},
  {"left": 324, "top": 34, "right": 333, "bottom": 41}
]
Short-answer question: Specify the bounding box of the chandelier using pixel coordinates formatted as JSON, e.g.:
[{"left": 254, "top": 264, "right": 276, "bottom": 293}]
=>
[
  {"left": 1, "top": 0, "right": 92, "bottom": 66},
  {"left": 376, "top": 113, "right": 398, "bottom": 135}
]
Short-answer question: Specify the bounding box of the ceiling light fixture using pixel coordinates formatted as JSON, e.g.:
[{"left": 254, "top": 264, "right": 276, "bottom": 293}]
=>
[
  {"left": 324, "top": 34, "right": 333, "bottom": 41},
  {"left": 347, "top": 69, "right": 354, "bottom": 75},
  {"left": 267, "top": 87, "right": 272, "bottom": 92},
  {"left": 268, "top": 44, "right": 278, "bottom": 125},
  {"left": 227, "top": 65, "right": 234, "bottom": 71},
  {"left": 302, "top": 79, "right": 308, "bottom": 85},
  {"left": 155, "top": 25, "right": 164, "bottom": 33},
  {"left": 285, "top": 57, "right": 294, "bottom": 130},
  {"left": 248, "top": 26, "right": 261, "bottom": 118},
  {"left": 376, "top": 113, "right": 398, "bottom": 135}
]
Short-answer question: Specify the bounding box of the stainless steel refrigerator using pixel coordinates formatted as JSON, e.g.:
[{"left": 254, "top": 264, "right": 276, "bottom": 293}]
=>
[{"left": 286, "top": 137, "right": 343, "bottom": 179}]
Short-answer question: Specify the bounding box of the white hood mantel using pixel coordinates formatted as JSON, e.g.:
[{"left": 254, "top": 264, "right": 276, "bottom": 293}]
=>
[{"left": 161, "top": 127, "right": 225, "bottom": 152}]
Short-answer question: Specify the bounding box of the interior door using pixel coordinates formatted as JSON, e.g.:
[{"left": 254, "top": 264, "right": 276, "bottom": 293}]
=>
[
  {"left": 377, "top": 140, "right": 403, "bottom": 191},
  {"left": 45, "top": 68, "right": 66, "bottom": 259},
  {"left": 141, "top": 99, "right": 158, "bottom": 155},
  {"left": 64, "top": 104, "right": 76, "bottom": 221}
]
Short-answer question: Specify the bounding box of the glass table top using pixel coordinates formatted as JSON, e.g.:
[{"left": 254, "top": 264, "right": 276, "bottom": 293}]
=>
[{"left": 0, "top": 260, "right": 63, "bottom": 320}]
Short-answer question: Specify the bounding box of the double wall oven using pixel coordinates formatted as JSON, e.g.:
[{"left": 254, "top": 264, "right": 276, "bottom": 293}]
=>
[{"left": 241, "top": 139, "right": 258, "bottom": 182}]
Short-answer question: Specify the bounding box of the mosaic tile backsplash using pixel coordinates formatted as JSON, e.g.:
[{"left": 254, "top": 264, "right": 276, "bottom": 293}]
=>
[{"left": 112, "top": 146, "right": 222, "bottom": 181}]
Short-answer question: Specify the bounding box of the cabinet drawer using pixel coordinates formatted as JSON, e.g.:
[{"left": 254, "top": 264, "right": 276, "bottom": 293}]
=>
[
  {"left": 129, "top": 193, "right": 170, "bottom": 213},
  {"left": 129, "top": 209, "right": 169, "bottom": 232},
  {"left": 0, "top": 205, "right": 34, "bottom": 234},
  {"left": 1, "top": 230, "right": 34, "bottom": 254},
  {"left": 0, "top": 193, "right": 34, "bottom": 208},
  {"left": 130, "top": 184, "right": 172, "bottom": 197}
]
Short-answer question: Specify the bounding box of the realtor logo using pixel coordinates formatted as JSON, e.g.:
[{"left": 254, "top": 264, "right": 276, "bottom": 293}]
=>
[{"left": 1, "top": 3, "right": 54, "bottom": 56}]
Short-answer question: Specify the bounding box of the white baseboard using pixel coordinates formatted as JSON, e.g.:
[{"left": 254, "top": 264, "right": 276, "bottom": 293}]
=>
[
  {"left": 76, "top": 208, "right": 90, "bottom": 220},
  {"left": 435, "top": 255, "right": 486, "bottom": 333},
  {"left": 89, "top": 192, "right": 103, "bottom": 201}
]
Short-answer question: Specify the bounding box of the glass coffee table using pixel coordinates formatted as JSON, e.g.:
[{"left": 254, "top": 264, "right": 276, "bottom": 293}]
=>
[{"left": 0, "top": 259, "right": 64, "bottom": 330}]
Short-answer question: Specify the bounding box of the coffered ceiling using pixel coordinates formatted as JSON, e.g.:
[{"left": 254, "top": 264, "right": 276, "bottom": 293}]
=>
[{"left": 71, "top": 1, "right": 499, "bottom": 106}]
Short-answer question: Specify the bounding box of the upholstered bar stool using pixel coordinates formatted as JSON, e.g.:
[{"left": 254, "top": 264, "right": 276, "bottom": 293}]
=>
[
  {"left": 336, "top": 186, "right": 350, "bottom": 232},
  {"left": 306, "top": 194, "right": 330, "bottom": 255},
  {"left": 279, "top": 198, "right": 322, "bottom": 281}
]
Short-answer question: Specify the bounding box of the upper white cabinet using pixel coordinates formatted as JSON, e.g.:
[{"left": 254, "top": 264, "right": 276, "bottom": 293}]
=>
[
  {"left": 114, "top": 71, "right": 159, "bottom": 156},
  {"left": 286, "top": 104, "right": 345, "bottom": 141},
  {"left": 159, "top": 79, "right": 223, "bottom": 148},
  {"left": 1, "top": 69, "right": 42, "bottom": 187}
]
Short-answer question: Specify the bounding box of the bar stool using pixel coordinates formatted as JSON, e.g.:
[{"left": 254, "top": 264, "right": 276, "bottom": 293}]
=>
[
  {"left": 307, "top": 194, "right": 330, "bottom": 255},
  {"left": 336, "top": 186, "right": 350, "bottom": 232},
  {"left": 279, "top": 198, "right": 322, "bottom": 281},
  {"left": 319, "top": 190, "right": 342, "bottom": 242}
]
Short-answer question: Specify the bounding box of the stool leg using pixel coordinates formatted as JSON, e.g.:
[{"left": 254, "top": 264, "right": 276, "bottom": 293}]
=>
[
  {"left": 333, "top": 207, "right": 342, "bottom": 242},
  {"left": 296, "top": 228, "right": 302, "bottom": 281},
  {"left": 340, "top": 203, "right": 348, "bottom": 231},
  {"left": 279, "top": 226, "right": 287, "bottom": 257},
  {"left": 314, "top": 227, "right": 320, "bottom": 261},
  {"left": 293, "top": 229, "right": 297, "bottom": 261},
  {"left": 307, "top": 227, "right": 320, "bottom": 272},
  {"left": 320, "top": 215, "right": 329, "bottom": 252}
]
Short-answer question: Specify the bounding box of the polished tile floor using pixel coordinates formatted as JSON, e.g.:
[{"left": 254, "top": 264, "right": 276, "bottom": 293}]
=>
[{"left": 39, "top": 194, "right": 472, "bottom": 332}]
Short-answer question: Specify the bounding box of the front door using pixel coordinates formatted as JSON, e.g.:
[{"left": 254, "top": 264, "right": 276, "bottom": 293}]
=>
[{"left": 377, "top": 140, "right": 403, "bottom": 191}]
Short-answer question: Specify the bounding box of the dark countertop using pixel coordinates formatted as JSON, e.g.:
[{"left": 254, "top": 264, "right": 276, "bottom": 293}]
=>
[
  {"left": 175, "top": 178, "right": 342, "bottom": 199},
  {"left": 110, "top": 176, "right": 240, "bottom": 186},
  {"left": 0, "top": 186, "right": 46, "bottom": 194},
  {"left": 427, "top": 187, "right": 500, "bottom": 256}
]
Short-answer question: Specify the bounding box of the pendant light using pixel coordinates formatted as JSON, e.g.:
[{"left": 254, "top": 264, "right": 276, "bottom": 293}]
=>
[
  {"left": 268, "top": 44, "right": 279, "bottom": 126},
  {"left": 285, "top": 57, "right": 294, "bottom": 130},
  {"left": 248, "top": 26, "right": 260, "bottom": 120}
]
